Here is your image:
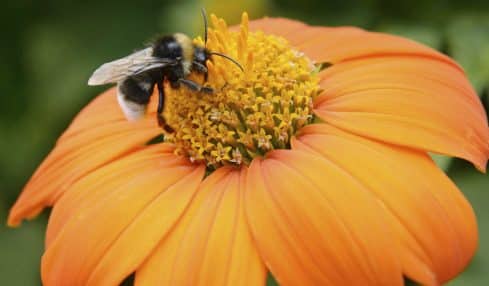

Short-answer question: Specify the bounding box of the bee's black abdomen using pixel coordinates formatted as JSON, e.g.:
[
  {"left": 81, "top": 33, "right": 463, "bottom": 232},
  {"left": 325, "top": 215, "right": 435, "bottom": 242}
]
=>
[
  {"left": 119, "top": 77, "right": 153, "bottom": 104},
  {"left": 152, "top": 35, "right": 183, "bottom": 59}
]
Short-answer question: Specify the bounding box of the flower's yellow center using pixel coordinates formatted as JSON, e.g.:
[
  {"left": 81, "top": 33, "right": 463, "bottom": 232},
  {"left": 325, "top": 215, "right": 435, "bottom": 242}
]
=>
[{"left": 164, "top": 13, "right": 320, "bottom": 167}]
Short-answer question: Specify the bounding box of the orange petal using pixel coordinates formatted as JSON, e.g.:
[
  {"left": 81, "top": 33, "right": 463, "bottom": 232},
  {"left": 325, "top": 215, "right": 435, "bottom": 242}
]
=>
[
  {"left": 8, "top": 87, "right": 161, "bottom": 227},
  {"left": 86, "top": 166, "right": 204, "bottom": 285},
  {"left": 244, "top": 151, "right": 403, "bottom": 286},
  {"left": 247, "top": 17, "right": 309, "bottom": 39},
  {"left": 136, "top": 167, "right": 266, "bottom": 286},
  {"left": 248, "top": 18, "right": 455, "bottom": 66},
  {"left": 294, "top": 124, "right": 478, "bottom": 284},
  {"left": 313, "top": 57, "right": 489, "bottom": 171},
  {"left": 41, "top": 144, "right": 201, "bottom": 286},
  {"left": 44, "top": 146, "right": 177, "bottom": 247}
]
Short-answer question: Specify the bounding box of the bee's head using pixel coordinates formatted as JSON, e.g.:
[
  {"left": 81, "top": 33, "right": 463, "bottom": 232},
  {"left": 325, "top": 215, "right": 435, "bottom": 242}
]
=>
[
  {"left": 193, "top": 45, "right": 211, "bottom": 68},
  {"left": 190, "top": 9, "right": 244, "bottom": 73}
]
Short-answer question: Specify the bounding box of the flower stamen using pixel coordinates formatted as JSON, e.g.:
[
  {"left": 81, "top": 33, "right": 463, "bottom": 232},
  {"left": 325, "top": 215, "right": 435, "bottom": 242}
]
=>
[{"left": 164, "top": 12, "right": 320, "bottom": 167}]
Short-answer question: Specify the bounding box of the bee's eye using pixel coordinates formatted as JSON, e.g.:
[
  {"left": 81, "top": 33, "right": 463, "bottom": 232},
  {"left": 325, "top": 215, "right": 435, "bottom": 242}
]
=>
[{"left": 192, "top": 47, "right": 208, "bottom": 64}]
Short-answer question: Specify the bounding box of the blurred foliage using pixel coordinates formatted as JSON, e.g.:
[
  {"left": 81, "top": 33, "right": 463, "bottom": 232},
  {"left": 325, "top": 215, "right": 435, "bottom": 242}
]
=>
[
  {"left": 447, "top": 160, "right": 489, "bottom": 285},
  {"left": 446, "top": 14, "right": 489, "bottom": 94},
  {"left": 1, "top": 0, "right": 488, "bottom": 285}
]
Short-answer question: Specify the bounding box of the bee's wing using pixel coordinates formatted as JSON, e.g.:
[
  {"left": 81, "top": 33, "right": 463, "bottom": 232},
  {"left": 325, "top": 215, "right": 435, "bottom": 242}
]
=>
[{"left": 88, "top": 47, "right": 175, "bottom": 85}]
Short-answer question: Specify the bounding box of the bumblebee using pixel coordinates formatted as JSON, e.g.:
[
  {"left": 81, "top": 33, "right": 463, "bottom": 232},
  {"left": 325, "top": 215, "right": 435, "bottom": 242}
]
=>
[{"left": 88, "top": 10, "right": 242, "bottom": 132}]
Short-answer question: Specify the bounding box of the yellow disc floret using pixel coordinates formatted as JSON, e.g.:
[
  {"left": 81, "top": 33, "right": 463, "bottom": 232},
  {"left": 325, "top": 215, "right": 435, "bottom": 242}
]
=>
[{"left": 164, "top": 13, "right": 320, "bottom": 167}]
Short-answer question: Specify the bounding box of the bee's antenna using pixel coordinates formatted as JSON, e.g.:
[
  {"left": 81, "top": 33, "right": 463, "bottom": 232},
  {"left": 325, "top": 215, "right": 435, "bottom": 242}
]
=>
[
  {"left": 209, "top": 51, "right": 244, "bottom": 72},
  {"left": 201, "top": 8, "right": 208, "bottom": 46}
]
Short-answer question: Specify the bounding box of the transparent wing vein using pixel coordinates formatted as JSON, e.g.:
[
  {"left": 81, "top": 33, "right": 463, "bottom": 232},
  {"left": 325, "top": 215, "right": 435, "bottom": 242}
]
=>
[{"left": 88, "top": 47, "right": 174, "bottom": 85}]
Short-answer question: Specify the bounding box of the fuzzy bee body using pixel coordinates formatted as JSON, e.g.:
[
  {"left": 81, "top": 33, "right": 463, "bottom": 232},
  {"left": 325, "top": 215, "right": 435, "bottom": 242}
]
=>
[
  {"left": 88, "top": 33, "right": 211, "bottom": 132},
  {"left": 116, "top": 73, "right": 155, "bottom": 121}
]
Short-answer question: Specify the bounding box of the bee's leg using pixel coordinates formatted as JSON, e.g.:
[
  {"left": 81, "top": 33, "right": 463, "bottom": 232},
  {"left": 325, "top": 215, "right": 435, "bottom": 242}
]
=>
[
  {"left": 192, "top": 61, "right": 208, "bottom": 82},
  {"left": 156, "top": 81, "right": 174, "bottom": 133},
  {"left": 157, "top": 81, "right": 164, "bottom": 114},
  {"left": 192, "top": 62, "right": 207, "bottom": 73},
  {"left": 178, "top": 78, "right": 213, "bottom": 94}
]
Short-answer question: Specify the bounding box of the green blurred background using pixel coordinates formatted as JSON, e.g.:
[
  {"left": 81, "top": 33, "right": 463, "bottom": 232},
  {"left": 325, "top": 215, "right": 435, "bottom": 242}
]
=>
[{"left": 1, "top": 0, "right": 488, "bottom": 285}]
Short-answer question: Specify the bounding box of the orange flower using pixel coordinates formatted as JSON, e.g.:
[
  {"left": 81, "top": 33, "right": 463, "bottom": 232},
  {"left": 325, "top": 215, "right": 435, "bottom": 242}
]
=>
[{"left": 8, "top": 13, "right": 489, "bottom": 286}]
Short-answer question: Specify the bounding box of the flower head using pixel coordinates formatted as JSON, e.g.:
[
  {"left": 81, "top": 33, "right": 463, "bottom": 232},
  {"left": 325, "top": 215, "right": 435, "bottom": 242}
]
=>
[
  {"left": 8, "top": 13, "right": 489, "bottom": 286},
  {"left": 166, "top": 13, "right": 319, "bottom": 167}
]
